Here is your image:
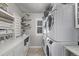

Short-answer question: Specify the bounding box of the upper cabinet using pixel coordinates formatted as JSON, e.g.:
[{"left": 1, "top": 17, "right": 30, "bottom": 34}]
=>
[{"left": 75, "top": 3, "right": 79, "bottom": 28}]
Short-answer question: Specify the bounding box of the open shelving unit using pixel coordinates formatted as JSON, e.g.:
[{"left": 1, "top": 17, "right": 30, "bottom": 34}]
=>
[
  {"left": 0, "top": 8, "right": 14, "bottom": 28},
  {"left": 21, "top": 14, "right": 32, "bottom": 34},
  {"left": 0, "top": 8, "right": 14, "bottom": 42}
]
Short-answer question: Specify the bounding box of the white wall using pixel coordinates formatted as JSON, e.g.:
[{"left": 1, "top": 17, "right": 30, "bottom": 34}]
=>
[{"left": 28, "top": 13, "right": 43, "bottom": 46}]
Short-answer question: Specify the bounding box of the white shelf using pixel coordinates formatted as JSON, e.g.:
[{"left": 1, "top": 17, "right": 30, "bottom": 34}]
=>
[
  {"left": 0, "top": 8, "right": 14, "bottom": 21},
  {"left": 0, "top": 17, "right": 13, "bottom": 23},
  {"left": 0, "top": 33, "right": 13, "bottom": 36}
]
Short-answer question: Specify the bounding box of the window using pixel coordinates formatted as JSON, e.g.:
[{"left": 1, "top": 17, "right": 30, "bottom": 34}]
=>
[
  {"left": 37, "top": 20, "right": 42, "bottom": 34},
  {"left": 37, "top": 27, "right": 42, "bottom": 33},
  {"left": 37, "top": 21, "right": 42, "bottom": 26}
]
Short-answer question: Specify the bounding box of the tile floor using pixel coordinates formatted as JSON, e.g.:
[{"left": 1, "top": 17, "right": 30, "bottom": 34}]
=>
[{"left": 27, "top": 48, "right": 45, "bottom": 56}]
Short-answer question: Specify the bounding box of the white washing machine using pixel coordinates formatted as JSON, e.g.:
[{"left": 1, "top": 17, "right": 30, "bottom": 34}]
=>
[
  {"left": 42, "top": 36, "right": 53, "bottom": 56},
  {"left": 46, "top": 37, "right": 53, "bottom": 56}
]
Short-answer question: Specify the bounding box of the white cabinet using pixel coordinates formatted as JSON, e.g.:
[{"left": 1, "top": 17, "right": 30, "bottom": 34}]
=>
[
  {"left": 2, "top": 41, "right": 25, "bottom": 56},
  {"left": 1, "top": 35, "right": 30, "bottom": 56},
  {"left": 1, "top": 39, "right": 26, "bottom": 56},
  {"left": 2, "top": 47, "right": 15, "bottom": 56},
  {"left": 13, "top": 40, "right": 25, "bottom": 56}
]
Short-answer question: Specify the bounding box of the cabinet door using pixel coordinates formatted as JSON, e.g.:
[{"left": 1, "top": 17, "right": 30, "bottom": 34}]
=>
[
  {"left": 13, "top": 41, "right": 25, "bottom": 56},
  {"left": 2, "top": 48, "right": 15, "bottom": 56},
  {"left": 2, "top": 41, "right": 25, "bottom": 56}
]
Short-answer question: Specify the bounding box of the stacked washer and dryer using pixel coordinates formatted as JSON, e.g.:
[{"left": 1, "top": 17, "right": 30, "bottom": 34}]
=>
[
  {"left": 42, "top": 3, "right": 78, "bottom": 56},
  {"left": 42, "top": 3, "right": 56, "bottom": 56}
]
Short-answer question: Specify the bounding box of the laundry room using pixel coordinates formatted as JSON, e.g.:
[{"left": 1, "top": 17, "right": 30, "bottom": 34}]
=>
[{"left": 0, "top": 3, "right": 79, "bottom": 56}]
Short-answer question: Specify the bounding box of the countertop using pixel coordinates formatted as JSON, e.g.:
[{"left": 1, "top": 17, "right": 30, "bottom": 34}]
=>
[
  {"left": 64, "top": 45, "right": 79, "bottom": 56},
  {"left": 0, "top": 34, "right": 29, "bottom": 55}
]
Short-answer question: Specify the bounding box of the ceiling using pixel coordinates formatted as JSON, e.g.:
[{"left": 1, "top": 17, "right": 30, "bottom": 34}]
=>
[{"left": 15, "top": 3, "right": 50, "bottom": 13}]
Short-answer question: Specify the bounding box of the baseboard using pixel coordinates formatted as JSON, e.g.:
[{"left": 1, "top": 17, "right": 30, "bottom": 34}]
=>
[{"left": 29, "top": 46, "right": 43, "bottom": 48}]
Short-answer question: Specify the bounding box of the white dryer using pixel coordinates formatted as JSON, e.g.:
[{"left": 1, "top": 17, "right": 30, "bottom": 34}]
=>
[{"left": 43, "top": 37, "right": 53, "bottom": 56}]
